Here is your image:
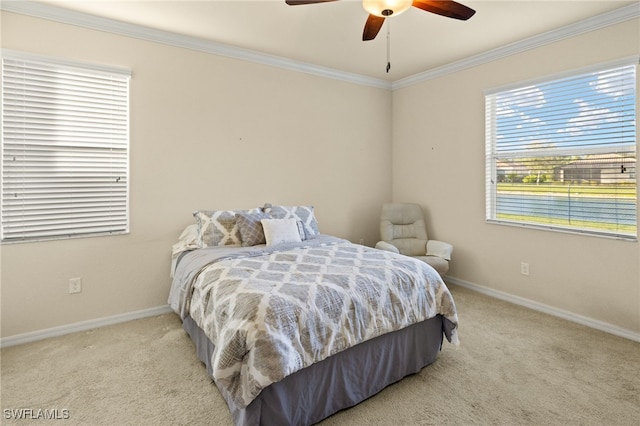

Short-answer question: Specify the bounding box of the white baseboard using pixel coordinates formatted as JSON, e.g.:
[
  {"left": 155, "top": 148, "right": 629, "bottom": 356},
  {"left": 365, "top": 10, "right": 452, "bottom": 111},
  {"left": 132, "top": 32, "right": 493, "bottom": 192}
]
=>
[
  {"left": 3, "top": 280, "right": 638, "bottom": 347},
  {"left": 0, "top": 305, "right": 174, "bottom": 348},
  {"left": 445, "top": 276, "right": 640, "bottom": 343}
]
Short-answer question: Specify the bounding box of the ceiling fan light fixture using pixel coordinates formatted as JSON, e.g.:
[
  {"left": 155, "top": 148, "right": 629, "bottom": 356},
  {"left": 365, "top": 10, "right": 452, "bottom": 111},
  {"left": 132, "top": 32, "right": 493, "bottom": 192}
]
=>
[{"left": 362, "top": 0, "right": 412, "bottom": 18}]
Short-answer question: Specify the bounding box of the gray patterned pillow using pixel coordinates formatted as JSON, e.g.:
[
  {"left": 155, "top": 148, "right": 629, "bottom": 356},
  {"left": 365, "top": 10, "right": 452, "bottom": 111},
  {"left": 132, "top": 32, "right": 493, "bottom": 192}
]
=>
[
  {"left": 236, "top": 211, "right": 269, "bottom": 247},
  {"left": 193, "top": 208, "right": 260, "bottom": 247},
  {"left": 264, "top": 205, "right": 320, "bottom": 239}
]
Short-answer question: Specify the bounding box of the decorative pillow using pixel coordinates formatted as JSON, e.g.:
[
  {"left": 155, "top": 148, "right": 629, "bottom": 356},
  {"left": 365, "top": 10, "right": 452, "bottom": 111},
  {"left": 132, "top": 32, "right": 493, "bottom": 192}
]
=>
[
  {"left": 236, "top": 211, "right": 269, "bottom": 247},
  {"left": 263, "top": 205, "right": 319, "bottom": 239},
  {"left": 175, "top": 223, "right": 200, "bottom": 249},
  {"left": 295, "top": 221, "right": 306, "bottom": 241},
  {"left": 193, "top": 208, "right": 260, "bottom": 247},
  {"left": 261, "top": 218, "right": 302, "bottom": 246},
  {"left": 171, "top": 224, "right": 201, "bottom": 278}
]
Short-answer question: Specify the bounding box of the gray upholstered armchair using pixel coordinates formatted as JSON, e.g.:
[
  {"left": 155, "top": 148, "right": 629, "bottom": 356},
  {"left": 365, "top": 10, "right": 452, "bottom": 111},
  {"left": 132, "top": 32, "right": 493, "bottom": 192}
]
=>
[{"left": 375, "top": 203, "right": 453, "bottom": 277}]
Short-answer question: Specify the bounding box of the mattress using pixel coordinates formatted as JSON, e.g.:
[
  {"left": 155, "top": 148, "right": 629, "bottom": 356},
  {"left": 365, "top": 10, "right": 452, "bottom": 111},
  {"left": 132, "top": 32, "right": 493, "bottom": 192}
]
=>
[
  {"left": 183, "top": 313, "right": 446, "bottom": 426},
  {"left": 169, "top": 234, "right": 458, "bottom": 425}
]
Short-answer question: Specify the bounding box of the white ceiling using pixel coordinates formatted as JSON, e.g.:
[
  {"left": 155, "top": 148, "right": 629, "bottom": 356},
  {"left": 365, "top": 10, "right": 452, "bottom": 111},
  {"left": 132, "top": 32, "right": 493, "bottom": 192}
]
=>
[{"left": 9, "top": 1, "right": 640, "bottom": 81}]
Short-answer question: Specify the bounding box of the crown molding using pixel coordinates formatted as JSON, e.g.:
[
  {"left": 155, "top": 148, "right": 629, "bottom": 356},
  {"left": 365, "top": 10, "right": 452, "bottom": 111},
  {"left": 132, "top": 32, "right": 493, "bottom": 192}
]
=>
[
  {"left": 1, "top": 1, "right": 637, "bottom": 91},
  {"left": 0, "top": 0, "right": 392, "bottom": 90},
  {"left": 392, "top": 3, "right": 640, "bottom": 89}
]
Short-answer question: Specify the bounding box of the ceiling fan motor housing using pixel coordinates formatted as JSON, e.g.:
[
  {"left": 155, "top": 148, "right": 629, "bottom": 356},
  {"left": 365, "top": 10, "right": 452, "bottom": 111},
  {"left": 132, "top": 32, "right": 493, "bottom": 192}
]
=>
[{"left": 362, "top": 0, "right": 413, "bottom": 18}]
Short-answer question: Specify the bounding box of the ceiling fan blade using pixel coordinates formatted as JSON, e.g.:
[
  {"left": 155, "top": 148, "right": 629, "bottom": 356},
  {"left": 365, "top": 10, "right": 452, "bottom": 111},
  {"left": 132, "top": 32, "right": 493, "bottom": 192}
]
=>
[
  {"left": 362, "top": 14, "right": 385, "bottom": 41},
  {"left": 412, "top": 0, "right": 476, "bottom": 20},
  {"left": 285, "top": 0, "right": 339, "bottom": 5}
]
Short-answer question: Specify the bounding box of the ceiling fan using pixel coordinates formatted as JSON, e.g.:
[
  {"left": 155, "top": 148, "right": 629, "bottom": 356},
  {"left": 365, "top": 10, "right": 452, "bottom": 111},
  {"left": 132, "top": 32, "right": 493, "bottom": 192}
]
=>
[{"left": 285, "top": 0, "right": 476, "bottom": 41}]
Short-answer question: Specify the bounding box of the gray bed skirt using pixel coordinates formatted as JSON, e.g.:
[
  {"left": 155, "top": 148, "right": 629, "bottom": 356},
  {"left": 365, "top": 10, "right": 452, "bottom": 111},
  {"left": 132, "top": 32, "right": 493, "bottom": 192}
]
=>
[{"left": 183, "top": 314, "right": 446, "bottom": 426}]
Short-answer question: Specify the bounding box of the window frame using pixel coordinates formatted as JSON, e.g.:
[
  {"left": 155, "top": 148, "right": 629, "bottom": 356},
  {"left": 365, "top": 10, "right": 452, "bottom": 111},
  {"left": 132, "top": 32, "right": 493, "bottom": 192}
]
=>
[
  {"left": 485, "top": 57, "right": 638, "bottom": 241},
  {"left": 1, "top": 50, "right": 131, "bottom": 243}
]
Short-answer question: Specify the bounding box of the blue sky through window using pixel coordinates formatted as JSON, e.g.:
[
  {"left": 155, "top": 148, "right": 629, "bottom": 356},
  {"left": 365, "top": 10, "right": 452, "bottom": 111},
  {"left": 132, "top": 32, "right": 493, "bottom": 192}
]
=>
[{"left": 494, "top": 64, "right": 636, "bottom": 155}]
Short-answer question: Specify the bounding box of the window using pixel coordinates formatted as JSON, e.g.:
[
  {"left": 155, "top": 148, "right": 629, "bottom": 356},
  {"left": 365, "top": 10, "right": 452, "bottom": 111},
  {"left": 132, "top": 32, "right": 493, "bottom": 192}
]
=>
[
  {"left": 1, "top": 51, "right": 130, "bottom": 243},
  {"left": 485, "top": 59, "right": 637, "bottom": 240}
]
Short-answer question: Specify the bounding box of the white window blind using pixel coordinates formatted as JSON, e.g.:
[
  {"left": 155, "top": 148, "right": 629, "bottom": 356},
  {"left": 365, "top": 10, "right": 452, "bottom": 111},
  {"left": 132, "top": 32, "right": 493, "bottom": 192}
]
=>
[
  {"left": 1, "top": 51, "right": 130, "bottom": 243},
  {"left": 485, "top": 59, "right": 637, "bottom": 240}
]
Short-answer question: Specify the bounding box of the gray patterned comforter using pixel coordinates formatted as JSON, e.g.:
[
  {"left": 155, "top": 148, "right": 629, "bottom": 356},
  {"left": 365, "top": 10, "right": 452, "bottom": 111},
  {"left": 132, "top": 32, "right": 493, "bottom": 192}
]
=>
[{"left": 170, "top": 236, "right": 458, "bottom": 409}]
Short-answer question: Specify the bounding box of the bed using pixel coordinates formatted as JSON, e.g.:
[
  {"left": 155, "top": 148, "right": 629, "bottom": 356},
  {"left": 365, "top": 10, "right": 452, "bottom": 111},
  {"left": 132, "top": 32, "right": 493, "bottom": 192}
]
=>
[{"left": 168, "top": 205, "right": 459, "bottom": 426}]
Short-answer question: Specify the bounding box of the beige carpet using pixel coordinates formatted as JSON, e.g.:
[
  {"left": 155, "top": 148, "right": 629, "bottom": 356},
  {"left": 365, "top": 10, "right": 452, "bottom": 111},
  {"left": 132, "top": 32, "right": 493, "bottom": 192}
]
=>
[{"left": 1, "top": 284, "right": 638, "bottom": 425}]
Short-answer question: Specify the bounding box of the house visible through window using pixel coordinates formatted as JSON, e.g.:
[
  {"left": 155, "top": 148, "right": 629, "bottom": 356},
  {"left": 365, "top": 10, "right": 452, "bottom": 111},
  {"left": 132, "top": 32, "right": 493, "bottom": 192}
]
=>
[
  {"left": 1, "top": 51, "right": 130, "bottom": 243},
  {"left": 485, "top": 59, "right": 637, "bottom": 240}
]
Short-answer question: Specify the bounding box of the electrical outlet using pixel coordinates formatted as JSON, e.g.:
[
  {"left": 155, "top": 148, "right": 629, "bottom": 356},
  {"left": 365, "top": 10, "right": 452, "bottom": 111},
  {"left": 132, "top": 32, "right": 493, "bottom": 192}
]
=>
[
  {"left": 358, "top": 239, "right": 365, "bottom": 245},
  {"left": 69, "top": 277, "right": 82, "bottom": 294},
  {"left": 520, "top": 262, "right": 530, "bottom": 276}
]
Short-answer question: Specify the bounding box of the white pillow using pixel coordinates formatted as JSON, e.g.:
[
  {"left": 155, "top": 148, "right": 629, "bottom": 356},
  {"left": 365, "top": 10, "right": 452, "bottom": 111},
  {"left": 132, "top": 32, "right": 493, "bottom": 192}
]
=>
[{"left": 261, "top": 218, "right": 302, "bottom": 246}]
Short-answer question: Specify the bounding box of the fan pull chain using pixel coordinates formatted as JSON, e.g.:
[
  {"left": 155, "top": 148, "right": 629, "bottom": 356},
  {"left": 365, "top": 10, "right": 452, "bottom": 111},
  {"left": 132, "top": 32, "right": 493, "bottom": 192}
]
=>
[{"left": 386, "top": 21, "right": 391, "bottom": 73}]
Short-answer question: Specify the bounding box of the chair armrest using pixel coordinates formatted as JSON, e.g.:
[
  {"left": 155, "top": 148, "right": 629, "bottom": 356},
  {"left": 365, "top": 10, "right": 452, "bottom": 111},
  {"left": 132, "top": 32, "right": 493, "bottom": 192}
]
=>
[
  {"left": 426, "top": 240, "right": 453, "bottom": 261},
  {"left": 375, "top": 241, "right": 400, "bottom": 254}
]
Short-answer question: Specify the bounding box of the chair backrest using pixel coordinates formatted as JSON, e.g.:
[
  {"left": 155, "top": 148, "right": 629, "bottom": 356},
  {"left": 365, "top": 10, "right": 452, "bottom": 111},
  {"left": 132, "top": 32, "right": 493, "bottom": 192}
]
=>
[{"left": 380, "top": 203, "right": 428, "bottom": 256}]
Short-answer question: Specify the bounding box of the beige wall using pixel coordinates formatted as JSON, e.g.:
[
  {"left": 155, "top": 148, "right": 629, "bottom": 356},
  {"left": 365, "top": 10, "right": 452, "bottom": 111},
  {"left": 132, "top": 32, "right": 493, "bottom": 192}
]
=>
[
  {"left": 0, "top": 12, "right": 392, "bottom": 337},
  {"left": 1, "top": 11, "right": 638, "bottom": 340},
  {"left": 392, "top": 20, "right": 640, "bottom": 332}
]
